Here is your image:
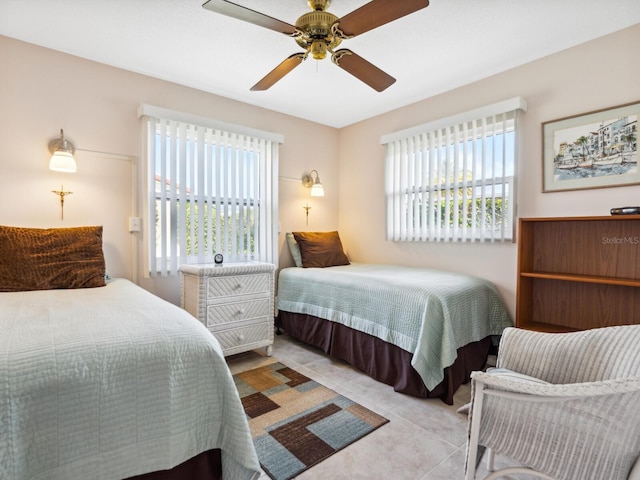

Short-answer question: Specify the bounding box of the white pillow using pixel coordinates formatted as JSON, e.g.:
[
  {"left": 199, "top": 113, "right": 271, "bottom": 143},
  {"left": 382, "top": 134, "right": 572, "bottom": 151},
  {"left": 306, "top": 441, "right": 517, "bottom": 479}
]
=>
[{"left": 286, "top": 232, "right": 303, "bottom": 267}]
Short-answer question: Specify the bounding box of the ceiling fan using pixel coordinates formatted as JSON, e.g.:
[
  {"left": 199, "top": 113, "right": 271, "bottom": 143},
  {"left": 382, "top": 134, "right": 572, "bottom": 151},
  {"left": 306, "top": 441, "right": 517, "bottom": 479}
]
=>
[{"left": 202, "top": 0, "right": 429, "bottom": 92}]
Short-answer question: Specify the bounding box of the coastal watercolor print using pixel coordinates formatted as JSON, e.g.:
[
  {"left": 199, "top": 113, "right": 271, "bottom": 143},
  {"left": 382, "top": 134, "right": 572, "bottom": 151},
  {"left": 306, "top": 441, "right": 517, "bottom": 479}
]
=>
[{"left": 542, "top": 101, "right": 638, "bottom": 192}]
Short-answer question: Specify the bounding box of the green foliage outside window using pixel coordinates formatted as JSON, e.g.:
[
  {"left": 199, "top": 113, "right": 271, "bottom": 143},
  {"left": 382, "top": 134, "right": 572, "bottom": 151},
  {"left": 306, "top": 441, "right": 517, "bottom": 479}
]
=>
[
  {"left": 155, "top": 200, "right": 256, "bottom": 256},
  {"left": 406, "top": 196, "right": 507, "bottom": 231}
]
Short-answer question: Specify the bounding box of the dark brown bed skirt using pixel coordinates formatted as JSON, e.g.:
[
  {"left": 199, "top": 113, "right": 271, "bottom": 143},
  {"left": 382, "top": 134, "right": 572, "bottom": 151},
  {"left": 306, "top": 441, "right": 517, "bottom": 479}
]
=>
[
  {"left": 126, "top": 449, "right": 222, "bottom": 480},
  {"left": 277, "top": 311, "right": 492, "bottom": 405}
]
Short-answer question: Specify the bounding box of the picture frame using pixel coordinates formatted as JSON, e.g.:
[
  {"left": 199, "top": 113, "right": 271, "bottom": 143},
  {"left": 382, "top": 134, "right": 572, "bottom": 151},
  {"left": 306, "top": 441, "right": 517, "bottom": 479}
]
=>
[{"left": 542, "top": 101, "right": 639, "bottom": 192}]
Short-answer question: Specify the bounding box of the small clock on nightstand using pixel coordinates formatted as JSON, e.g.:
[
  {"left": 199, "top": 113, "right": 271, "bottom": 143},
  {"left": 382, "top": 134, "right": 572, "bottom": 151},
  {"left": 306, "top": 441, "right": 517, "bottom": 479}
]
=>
[{"left": 214, "top": 253, "right": 223, "bottom": 264}]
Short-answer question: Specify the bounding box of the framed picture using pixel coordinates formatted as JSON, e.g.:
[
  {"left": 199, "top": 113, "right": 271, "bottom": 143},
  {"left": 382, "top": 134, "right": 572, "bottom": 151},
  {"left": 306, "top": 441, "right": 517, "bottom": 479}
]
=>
[{"left": 542, "top": 101, "right": 639, "bottom": 192}]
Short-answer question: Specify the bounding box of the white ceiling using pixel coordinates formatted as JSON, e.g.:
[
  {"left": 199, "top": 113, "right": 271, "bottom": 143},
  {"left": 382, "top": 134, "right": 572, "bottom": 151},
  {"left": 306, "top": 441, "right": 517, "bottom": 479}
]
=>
[{"left": 1, "top": 0, "right": 640, "bottom": 128}]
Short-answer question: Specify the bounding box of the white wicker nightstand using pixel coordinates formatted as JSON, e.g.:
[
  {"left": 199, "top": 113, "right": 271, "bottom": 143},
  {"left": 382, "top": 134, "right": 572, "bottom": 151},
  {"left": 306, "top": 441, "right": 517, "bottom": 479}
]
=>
[{"left": 180, "top": 262, "right": 275, "bottom": 357}]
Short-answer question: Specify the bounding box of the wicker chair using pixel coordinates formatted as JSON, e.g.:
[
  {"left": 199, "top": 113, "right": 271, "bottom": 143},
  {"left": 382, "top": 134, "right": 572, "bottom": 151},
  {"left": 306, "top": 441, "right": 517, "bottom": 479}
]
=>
[{"left": 465, "top": 325, "right": 640, "bottom": 480}]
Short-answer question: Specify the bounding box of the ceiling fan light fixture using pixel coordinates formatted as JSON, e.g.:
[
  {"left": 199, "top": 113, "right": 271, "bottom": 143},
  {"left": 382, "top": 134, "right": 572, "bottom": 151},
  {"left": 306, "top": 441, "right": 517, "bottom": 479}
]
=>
[{"left": 310, "top": 41, "right": 328, "bottom": 60}]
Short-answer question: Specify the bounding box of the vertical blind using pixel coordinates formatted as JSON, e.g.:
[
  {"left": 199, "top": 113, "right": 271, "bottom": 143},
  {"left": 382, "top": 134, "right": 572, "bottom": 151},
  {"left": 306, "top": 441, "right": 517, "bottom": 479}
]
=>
[
  {"left": 139, "top": 105, "right": 281, "bottom": 276},
  {"left": 380, "top": 97, "right": 527, "bottom": 243}
]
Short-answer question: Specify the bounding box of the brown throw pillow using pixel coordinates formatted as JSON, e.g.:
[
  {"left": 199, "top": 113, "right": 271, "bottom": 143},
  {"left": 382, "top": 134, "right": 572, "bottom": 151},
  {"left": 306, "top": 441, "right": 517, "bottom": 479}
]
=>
[
  {"left": 292, "top": 231, "right": 350, "bottom": 268},
  {"left": 0, "top": 225, "right": 106, "bottom": 291}
]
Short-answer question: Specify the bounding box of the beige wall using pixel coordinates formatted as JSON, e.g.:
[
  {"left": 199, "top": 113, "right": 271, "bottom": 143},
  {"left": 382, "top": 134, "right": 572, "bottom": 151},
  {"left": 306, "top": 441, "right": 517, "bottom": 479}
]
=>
[
  {"left": 338, "top": 24, "right": 640, "bottom": 316},
  {"left": 0, "top": 35, "right": 339, "bottom": 304},
  {"left": 2, "top": 25, "right": 639, "bottom": 315}
]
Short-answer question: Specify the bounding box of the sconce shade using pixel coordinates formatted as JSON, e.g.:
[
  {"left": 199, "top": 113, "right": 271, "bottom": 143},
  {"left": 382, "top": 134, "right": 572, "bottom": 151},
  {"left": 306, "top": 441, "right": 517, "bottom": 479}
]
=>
[
  {"left": 48, "top": 129, "right": 77, "bottom": 173},
  {"left": 49, "top": 151, "right": 77, "bottom": 172},
  {"left": 311, "top": 182, "right": 324, "bottom": 197},
  {"left": 302, "top": 169, "right": 325, "bottom": 197}
]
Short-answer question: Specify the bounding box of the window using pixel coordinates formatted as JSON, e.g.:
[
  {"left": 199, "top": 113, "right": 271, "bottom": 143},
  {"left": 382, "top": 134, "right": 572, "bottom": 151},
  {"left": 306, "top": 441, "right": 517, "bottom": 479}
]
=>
[
  {"left": 139, "top": 105, "right": 281, "bottom": 276},
  {"left": 381, "top": 97, "right": 527, "bottom": 242}
]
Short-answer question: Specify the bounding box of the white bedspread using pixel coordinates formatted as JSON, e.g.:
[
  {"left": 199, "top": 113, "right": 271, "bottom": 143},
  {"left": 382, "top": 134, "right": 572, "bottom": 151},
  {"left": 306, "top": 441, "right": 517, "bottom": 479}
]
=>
[
  {"left": 277, "top": 263, "right": 513, "bottom": 390},
  {"left": 0, "top": 278, "right": 260, "bottom": 480}
]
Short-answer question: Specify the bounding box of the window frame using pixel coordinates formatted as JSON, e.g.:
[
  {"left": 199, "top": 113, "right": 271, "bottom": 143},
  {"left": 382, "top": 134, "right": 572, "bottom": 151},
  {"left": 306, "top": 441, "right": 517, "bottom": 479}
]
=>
[
  {"left": 381, "top": 97, "right": 526, "bottom": 243},
  {"left": 139, "top": 105, "right": 281, "bottom": 276}
]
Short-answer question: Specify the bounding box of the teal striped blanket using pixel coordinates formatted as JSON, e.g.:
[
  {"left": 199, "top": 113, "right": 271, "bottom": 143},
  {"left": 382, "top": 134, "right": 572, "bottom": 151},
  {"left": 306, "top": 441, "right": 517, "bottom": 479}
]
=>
[{"left": 277, "top": 263, "right": 513, "bottom": 390}]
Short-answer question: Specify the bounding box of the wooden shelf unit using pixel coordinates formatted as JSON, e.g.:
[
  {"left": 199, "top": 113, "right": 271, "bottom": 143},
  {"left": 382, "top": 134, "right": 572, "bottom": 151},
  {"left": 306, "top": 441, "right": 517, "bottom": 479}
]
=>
[{"left": 516, "top": 215, "right": 640, "bottom": 332}]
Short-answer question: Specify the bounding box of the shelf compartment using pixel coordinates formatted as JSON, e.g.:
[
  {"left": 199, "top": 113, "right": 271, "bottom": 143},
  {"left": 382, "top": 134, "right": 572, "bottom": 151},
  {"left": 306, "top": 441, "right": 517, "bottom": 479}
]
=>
[{"left": 526, "top": 278, "right": 640, "bottom": 331}]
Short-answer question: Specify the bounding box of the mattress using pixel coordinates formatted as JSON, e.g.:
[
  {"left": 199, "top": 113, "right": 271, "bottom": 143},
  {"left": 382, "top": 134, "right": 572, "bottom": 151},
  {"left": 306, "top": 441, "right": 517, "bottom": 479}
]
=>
[
  {"left": 0, "top": 278, "right": 260, "bottom": 480},
  {"left": 277, "top": 263, "right": 512, "bottom": 390}
]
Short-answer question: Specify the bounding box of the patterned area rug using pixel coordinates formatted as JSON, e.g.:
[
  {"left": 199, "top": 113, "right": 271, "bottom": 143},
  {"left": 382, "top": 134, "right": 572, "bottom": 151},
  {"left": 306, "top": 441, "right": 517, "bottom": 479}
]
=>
[{"left": 233, "top": 362, "right": 389, "bottom": 480}]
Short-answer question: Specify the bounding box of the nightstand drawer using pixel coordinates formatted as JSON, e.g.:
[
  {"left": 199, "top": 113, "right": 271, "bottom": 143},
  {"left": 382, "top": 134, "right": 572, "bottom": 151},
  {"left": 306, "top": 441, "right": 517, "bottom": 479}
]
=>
[
  {"left": 207, "top": 273, "right": 270, "bottom": 299},
  {"left": 206, "top": 298, "right": 271, "bottom": 326},
  {"left": 212, "top": 322, "right": 273, "bottom": 352}
]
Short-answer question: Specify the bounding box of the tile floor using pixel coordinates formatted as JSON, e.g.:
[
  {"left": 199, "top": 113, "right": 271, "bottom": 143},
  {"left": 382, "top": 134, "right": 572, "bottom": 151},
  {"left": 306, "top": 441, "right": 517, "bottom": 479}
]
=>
[{"left": 226, "top": 333, "right": 525, "bottom": 480}]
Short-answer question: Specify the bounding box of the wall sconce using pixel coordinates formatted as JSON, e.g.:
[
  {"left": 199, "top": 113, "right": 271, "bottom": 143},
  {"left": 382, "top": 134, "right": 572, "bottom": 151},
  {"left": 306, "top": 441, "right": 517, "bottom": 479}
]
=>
[
  {"left": 301, "top": 169, "right": 325, "bottom": 197},
  {"left": 49, "top": 129, "right": 75, "bottom": 219},
  {"left": 48, "top": 129, "right": 77, "bottom": 173}
]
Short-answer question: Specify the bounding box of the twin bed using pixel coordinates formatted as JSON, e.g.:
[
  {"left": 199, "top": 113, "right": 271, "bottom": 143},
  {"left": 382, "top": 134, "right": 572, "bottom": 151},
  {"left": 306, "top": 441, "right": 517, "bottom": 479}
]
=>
[
  {"left": 1, "top": 225, "right": 512, "bottom": 480},
  {"left": 0, "top": 226, "right": 261, "bottom": 480},
  {"left": 277, "top": 231, "right": 513, "bottom": 405}
]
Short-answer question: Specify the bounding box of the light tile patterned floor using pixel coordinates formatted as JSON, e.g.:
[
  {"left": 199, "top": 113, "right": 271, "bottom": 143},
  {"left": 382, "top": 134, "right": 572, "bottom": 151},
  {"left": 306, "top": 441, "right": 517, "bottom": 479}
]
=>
[{"left": 226, "top": 333, "right": 526, "bottom": 480}]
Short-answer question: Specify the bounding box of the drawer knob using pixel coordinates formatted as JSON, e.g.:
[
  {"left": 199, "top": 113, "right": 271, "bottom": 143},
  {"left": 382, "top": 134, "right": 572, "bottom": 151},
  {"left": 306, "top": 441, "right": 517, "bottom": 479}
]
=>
[
  {"left": 237, "top": 309, "right": 245, "bottom": 315},
  {"left": 235, "top": 283, "right": 243, "bottom": 289},
  {"left": 238, "top": 334, "right": 245, "bottom": 341}
]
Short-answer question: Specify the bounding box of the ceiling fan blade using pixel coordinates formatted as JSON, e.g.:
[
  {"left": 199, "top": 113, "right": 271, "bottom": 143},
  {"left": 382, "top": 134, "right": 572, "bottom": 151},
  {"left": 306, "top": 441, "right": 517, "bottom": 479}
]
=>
[
  {"left": 250, "top": 53, "right": 306, "bottom": 91},
  {"left": 202, "top": 0, "right": 297, "bottom": 35},
  {"left": 337, "top": 0, "right": 429, "bottom": 37},
  {"left": 332, "top": 49, "right": 395, "bottom": 92}
]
